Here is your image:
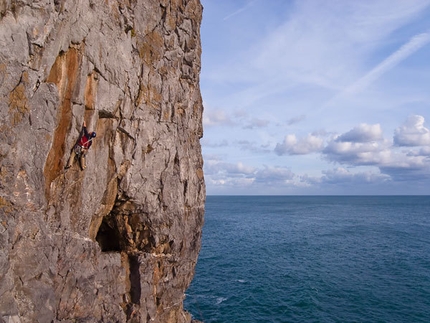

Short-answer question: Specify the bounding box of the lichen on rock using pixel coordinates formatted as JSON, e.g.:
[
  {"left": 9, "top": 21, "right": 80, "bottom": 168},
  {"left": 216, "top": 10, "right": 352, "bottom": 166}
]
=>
[{"left": 0, "top": 1, "right": 205, "bottom": 322}]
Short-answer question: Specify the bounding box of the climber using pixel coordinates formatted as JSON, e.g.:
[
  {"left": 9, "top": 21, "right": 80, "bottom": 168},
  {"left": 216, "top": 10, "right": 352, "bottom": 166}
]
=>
[{"left": 65, "top": 121, "right": 96, "bottom": 170}]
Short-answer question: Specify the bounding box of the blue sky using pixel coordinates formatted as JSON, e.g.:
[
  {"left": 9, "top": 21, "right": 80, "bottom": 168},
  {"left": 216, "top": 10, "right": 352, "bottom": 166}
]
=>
[{"left": 199, "top": 0, "right": 430, "bottom": 195}]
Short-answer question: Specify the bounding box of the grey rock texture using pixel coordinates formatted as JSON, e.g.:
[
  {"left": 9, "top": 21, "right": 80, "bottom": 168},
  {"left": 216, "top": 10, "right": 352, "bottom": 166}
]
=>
[{"left": 0, "top": 0, "right": 205, "bottom": 322}]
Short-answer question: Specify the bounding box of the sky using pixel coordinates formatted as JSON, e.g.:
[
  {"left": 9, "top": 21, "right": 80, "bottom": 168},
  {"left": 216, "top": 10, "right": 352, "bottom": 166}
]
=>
[{"left": 199, "top": 0, "right": 430, "bottom": 195}]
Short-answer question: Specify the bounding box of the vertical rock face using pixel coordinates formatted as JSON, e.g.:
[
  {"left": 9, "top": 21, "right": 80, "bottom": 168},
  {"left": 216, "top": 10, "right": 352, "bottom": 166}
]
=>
[{"left": 0, "top": 0, "right": 205, "bottom": 322}]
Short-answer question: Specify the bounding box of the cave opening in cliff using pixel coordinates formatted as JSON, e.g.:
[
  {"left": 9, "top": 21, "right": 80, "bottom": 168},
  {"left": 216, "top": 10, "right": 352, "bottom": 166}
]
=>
[{"left": 95, "top": 215, "right": 121, "bottom": 252}]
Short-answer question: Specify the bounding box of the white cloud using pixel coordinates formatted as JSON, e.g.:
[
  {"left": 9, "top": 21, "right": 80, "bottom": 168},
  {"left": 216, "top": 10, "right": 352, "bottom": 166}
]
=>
[
  {"left": 275, "top": 134, "right": 324, "bottom": 155},
  {"left": 321, "top": 167, "right": 391, "bottom": 184},
  {"left": 319, "top": 119, "right": 430, "bottom": 181},
  {"left": 273, "top": 120, "right": 430, "bottom": 179},
  {"left": 323, "top": 141, "right": 391, "bottom": 165},
  {"left": 336, "top": 123, "right": 383, "bottom": 143},
  {"left": 321, "top": 123, "right": 389, "bottom": 164},
  {"left": 394, "top": 115, "right": 430, "bottom": 146}
]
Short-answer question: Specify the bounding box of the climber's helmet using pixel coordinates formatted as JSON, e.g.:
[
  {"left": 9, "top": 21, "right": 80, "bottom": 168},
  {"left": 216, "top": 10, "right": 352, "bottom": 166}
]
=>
[{"left": 91, "top": 132, "right": 96, "bottom": 138}]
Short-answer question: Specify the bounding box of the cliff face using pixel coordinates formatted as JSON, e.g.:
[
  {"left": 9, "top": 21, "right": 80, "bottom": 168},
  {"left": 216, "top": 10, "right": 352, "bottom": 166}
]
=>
[{"left": 0, "top": 1, "right": 205, "bottom": 322}]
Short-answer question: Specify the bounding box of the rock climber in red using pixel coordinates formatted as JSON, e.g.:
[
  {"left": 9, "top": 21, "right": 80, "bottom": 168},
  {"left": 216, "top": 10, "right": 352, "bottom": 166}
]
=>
[{"left": 66, "top": 121, "right": 96, "bottom": 170}]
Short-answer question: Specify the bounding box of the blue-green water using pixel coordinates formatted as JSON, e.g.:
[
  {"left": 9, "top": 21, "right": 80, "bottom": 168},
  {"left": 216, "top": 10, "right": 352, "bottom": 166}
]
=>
[{"left": 184, "top": 196, "right": 430, "bottom": 323}]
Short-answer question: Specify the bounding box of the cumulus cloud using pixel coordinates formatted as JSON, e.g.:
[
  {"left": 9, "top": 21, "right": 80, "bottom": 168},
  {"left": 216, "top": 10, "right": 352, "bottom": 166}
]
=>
[
  {"left": 323, "top": 140, "right": 390, "bottom": 165},
  {"left": 336, "top": 123, "right": 383, "bottom": 143},
  {"left": 275, "top": 120, "right": 430, "bottom": 180},
  {"left": 317, "top": 119, "right": 430, "bottom": 182},
  {"left": 393, "top": 115, "right": 430, "bottom": 146},
  {"left": 322, "top": 123, "right": 391, "bottom": 165},
  {"left": 275, "top": 134, "right": 324, "bottom": 155},
  {"left": 275, "top": 123, "right": 385, "bottom": 161}
]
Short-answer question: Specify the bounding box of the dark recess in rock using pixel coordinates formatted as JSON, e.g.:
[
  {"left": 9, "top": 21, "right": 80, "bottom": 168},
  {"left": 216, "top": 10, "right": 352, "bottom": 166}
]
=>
[
  {"left": 129, "top": 254, "right": 141, "bottom": 305},
  {"left": 96, "top": 215, "right": 122, "bottom": 252}
]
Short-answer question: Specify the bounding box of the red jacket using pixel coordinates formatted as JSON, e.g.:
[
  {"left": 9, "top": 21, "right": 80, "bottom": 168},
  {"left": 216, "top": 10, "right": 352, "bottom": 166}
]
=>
[{"left": 79, "top": 127, "right": 93, "bottom": 149}]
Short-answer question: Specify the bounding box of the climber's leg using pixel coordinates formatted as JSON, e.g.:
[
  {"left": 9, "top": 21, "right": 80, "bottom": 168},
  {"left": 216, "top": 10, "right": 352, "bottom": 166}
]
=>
[
  {"left": 80, "top": 149, "right": 87, "bottom": 170},
  {"left": 66, "top": 147, "right": 76, "bottom": 169}
]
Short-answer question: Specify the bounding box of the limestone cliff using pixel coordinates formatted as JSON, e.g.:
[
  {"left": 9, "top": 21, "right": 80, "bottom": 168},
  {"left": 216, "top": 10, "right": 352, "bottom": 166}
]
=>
[{"left": 0, "top": 0, "right": 205, "bottom": 322}]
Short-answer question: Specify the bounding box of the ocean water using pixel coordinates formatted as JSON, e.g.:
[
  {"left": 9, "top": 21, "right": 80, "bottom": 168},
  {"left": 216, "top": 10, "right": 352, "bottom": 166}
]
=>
[{"left": 184, "top": 196, "right": 430, "bottom": 323}]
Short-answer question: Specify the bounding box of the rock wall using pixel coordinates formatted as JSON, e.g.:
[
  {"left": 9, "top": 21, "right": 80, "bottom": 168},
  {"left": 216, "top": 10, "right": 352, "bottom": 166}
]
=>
[{"left": 0, "top": 0, "right": 205, "bottom": 322}]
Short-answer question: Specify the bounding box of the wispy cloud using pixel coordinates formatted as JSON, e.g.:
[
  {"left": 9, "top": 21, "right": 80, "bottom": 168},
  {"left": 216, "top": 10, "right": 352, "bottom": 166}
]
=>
[
  {"left": 223, "top": 0, "right": 258, "bottom": 20},
  {"left": 203, "top": 109, "right": 235, "bottom": 127},
  {"left": 243, "top": 117, "right": 270, "bottom": 129},
  {"left": 333, "top": 32, "right": 430, "bottom": 101},
  {"left": 287, "top": 114, "right": 306, "bottom": 126},
  {"left": 201, "top": 138, "right": 229, "bottom": 148},
  {"left": 237, "top": 140, "right": 271, "bottom": 154},
  {"left": 206, "top": 0, "right": 430, "bottom": 110}
]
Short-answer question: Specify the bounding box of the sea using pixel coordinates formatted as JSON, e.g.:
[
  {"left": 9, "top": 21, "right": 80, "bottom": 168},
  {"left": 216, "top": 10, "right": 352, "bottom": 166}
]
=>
[{"left": 184, "top": 195, "right": 430, "bottom": 323}]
